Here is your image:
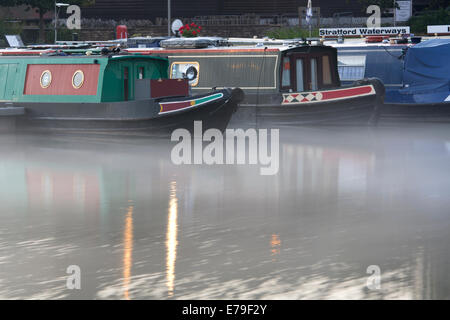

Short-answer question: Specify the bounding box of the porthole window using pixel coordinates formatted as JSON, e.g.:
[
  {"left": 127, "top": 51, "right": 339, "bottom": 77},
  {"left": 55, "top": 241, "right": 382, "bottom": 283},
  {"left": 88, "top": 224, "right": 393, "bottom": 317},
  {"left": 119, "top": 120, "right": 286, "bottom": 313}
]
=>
[
  {"left": 72, "top": 70, "right": 85, "bottom": 89},
  {"left": 170, "top": 62, "right": 199, "bottom": 86},
  {"left": 40, "top": 70, "right": 52, "bottom": 88}
]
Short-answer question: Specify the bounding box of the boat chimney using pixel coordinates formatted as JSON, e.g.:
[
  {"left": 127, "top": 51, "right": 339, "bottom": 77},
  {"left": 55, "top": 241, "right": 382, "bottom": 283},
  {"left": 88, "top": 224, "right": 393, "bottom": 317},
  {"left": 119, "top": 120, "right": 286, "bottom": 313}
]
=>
[{"left": 116, "top": 25, "right": 128, "bottom": 40}]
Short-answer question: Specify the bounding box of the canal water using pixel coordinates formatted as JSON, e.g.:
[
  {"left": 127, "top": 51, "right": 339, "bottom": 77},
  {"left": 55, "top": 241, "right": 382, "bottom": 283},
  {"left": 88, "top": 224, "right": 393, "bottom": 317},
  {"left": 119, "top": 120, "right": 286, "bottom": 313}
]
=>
[{"left": 0, "top": 124, "right": 449, "bottom": 299}]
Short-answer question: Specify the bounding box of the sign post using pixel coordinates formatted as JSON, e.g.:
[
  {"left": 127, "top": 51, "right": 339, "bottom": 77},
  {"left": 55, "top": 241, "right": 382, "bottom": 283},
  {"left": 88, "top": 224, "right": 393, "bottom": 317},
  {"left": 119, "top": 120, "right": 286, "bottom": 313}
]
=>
[
  {"left": 306, "top": 0, "right": 313, "bottom": 37},
  {"left": 168, "top": 0, "right": 171, "bottom": 36}
]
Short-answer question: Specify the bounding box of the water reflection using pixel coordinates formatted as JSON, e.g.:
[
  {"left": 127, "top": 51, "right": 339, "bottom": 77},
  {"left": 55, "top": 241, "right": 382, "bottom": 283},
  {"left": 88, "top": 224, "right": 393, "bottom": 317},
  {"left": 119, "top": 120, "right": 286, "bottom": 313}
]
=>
[
  {"left": 0, "top": 127, "right": 449, "bottom": 299},
  {"left": 166, "top": 181, "right": 179, "bottom": 298},
  {"left": 270, "top": 234, "right": 281, "bottom": 259},
  {"left": 123, "top": 205, "right": 134, "bottom": 300},
  {"left": 25, "top": 166, "right": 100, "bottom": 215}
]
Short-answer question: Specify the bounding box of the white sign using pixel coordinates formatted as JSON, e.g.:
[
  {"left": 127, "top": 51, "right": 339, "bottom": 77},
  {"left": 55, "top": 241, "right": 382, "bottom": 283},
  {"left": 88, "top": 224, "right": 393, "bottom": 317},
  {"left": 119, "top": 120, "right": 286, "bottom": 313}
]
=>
[
  {"left": 5, "top": 35, "right": 24, "bottom": 47},
  {"left": 319, "top": 27, "right": 410, "bottom": 37},
  {"left": 427, "top": 25, "right": 450, "bottom": 34},
  {"left": 395, "top": 1, "right": 412, "bottom": 22},
  {"left": 171, "top": 19, "right": 183, "bottom": 34}
]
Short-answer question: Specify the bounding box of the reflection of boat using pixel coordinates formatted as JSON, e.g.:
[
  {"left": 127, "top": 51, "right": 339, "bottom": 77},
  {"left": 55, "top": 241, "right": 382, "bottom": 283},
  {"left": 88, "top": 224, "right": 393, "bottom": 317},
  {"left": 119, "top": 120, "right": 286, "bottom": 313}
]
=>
[
  {"left": 127, "top": 38, "right": 385, "bottom": 127},
  {"left": 0, "top": 51, "right": 241, "bottom": 134}
]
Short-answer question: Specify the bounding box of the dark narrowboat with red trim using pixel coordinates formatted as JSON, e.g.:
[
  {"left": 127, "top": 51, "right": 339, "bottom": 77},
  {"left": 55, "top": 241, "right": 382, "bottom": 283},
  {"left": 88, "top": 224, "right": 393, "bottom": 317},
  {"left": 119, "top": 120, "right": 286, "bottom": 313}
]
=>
[
  {"left": 127, "top": 39, "right": 385, "bottom": 127},
  {"left": 0, "top": 50, "right": 242, "bottom": 134}
]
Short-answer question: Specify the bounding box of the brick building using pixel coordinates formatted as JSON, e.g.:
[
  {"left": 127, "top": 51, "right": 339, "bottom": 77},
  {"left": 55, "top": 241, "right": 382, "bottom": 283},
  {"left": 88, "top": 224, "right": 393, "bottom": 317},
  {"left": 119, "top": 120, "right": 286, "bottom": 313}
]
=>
[{"left": 81, "top": 0, "right": 433, "bottom": 20}]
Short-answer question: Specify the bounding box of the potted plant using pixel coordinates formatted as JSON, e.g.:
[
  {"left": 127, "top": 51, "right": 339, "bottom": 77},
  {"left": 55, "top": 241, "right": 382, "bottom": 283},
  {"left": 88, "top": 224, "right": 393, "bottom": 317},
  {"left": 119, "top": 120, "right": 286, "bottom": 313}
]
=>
[{"left": 179, "top": 23, "right": 202, "bottom": 37}]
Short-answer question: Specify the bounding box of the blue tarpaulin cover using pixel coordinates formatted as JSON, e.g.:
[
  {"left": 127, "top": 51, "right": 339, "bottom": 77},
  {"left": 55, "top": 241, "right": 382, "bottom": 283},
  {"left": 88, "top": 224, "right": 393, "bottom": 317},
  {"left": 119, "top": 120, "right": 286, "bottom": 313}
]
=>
[{"left": 398, "top": 39, "right": 450, "bottom": 103}]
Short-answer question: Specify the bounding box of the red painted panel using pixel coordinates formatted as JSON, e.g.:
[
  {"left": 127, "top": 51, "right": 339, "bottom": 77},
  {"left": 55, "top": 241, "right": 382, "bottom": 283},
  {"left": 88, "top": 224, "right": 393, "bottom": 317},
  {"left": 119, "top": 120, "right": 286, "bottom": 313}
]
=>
[
  {"left": 160, "top": 100, "right": 193, "bottom": 113},
  {"left": 150, "top": 79, "right": 189, "bottom": 98},
  {"left": 128, "top": 48, "right": 280, "bottom": 54},
  {"left": 322, "top": 85, "right": 373, "bottom": 100},
  {"left": 23, "top": 64, "right": 100, "bottom": 95}
]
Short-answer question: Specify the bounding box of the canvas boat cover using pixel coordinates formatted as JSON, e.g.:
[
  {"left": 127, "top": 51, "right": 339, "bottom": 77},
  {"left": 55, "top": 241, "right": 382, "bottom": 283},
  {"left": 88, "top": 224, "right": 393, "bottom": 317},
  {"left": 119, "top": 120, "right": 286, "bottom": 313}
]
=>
[
  {"left": 160, "top": 37, "right": 228, "bottom": 49},
  {"left": 397, "top": 39, "right": 450, "bottom": 103}
]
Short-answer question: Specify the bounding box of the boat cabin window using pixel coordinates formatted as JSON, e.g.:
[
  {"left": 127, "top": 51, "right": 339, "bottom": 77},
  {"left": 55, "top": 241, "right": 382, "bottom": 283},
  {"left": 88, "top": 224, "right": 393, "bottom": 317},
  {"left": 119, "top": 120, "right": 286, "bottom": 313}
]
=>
[
  {"left": 138, "top": 67, "right": 144, "bottom": 79},
  {"left": 281, "top": 57, "right": 291, "bottom": 87},
  {"left": 310, "top": 58, "right": 318, "bottom": 91},
  {"left": 170, "top": 62, "right": 200, "bottom": 86},
  {"left": 282, "top": 52, "right": 336, "bottom": 92},
  {"left": 322, "top": 56, "right": 332, "bottom": 85},
  {"left": 337, "top": 55, "right": 366, "bottom": 81},
  {"left": 296, "top": 59, "right": 304, "bottom": 92},
  {"left": 123, "top": 67, "right": 129, "bottom": 101}
]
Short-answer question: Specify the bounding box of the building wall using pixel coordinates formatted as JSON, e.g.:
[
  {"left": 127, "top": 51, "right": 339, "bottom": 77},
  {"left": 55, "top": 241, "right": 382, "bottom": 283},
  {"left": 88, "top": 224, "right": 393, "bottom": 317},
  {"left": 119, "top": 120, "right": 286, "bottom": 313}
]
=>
[
  {"left": 1, "top": 1, "right": 434, "bottom": 22},
  {"left": 81, "top": 0, "right": 433, "bottom": 20},
  {"left": 81, "top": 0, "right": 223, "bottom": 20},
  {"left": 0, "top": 0, "right": 429, "bottom": 20},
  {"left": 81, "top": 0, "right": 364, "bottom": 19}
]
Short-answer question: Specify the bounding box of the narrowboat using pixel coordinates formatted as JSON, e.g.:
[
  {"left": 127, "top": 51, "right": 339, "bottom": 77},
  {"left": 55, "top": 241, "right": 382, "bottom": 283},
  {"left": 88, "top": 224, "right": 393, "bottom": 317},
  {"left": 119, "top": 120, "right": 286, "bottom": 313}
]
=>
[
  {"left": 327, "top": 39, "right": 410, "bottom": 103},
  {"left": 329, "top": 37, "right": 450, "bottom": 122},
  {"left": 382, "top": 39, "right": 450, "bottom": 104},
  {"left": 379, "top": 39, "right": 450, "bottom": 123},
  {"left": 329, "top": 37, "right": 450, "bottom": 102},
  {"left": 0, "top": 51, "right": 242, "bottom": 134},
  {"left": 126, "top": 39, "right": 385, "bottom": 127}
]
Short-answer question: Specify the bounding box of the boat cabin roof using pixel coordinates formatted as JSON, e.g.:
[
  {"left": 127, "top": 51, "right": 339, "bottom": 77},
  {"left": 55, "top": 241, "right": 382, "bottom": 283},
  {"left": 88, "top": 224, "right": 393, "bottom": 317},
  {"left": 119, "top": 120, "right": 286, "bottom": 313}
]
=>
[{"left": 0, "top": 53, "right": 169, "bottom": 104}]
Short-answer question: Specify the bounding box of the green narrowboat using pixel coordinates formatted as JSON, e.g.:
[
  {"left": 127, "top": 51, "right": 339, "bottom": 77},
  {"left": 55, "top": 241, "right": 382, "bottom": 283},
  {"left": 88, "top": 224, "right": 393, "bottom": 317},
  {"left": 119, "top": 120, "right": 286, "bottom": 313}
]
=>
[
  {"left": 0, "top": 51, "right": 242, "bottom": 134},
  {"left": 127, "top": 39, "right": 385, "bottom": 127}
]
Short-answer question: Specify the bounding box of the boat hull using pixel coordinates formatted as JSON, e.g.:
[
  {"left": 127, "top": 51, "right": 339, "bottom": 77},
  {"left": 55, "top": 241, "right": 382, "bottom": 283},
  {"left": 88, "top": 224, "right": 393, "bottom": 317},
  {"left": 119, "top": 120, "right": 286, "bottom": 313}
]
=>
[
  {"left": 229, "top": 80, "right": 384, "bottom": 128},
  {"left": 378, "top": 101, "right": 450, "bottom": 125},
  {"left": 9, "top": 89, "right": 238, "bottom": 136}
]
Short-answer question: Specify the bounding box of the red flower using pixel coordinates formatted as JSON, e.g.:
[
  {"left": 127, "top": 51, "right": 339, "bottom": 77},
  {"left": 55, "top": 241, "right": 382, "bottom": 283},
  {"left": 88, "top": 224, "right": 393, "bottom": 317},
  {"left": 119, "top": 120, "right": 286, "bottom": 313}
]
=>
[
  {"left": 198, "top": 26, "right": 202, "bottom": 30},
  {"left": 191, "top": 22, "right": 195, "bottom": 27},
  {"left": 186, "top": 26, "right": 190, "bottom": 31},
  {"left": 192, "top": 31, "right": 197, "bottom": 35}
]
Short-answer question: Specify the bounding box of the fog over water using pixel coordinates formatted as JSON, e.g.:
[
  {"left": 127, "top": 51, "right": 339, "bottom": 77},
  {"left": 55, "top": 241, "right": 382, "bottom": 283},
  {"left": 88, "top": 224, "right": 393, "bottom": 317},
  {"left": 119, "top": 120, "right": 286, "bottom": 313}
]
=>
[{"left": 0, "top": 124, "right": 449, "bottom": 299}]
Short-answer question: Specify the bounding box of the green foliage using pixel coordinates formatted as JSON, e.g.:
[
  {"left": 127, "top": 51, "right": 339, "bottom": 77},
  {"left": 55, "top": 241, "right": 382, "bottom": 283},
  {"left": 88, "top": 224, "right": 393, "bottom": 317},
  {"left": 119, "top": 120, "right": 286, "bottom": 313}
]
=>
[
  {"left": 426, "top": 0, "right": 450, "bottom": 10},
  {"left": 266, "top": 27, "right": 319, "bottom": 39},
  {"left": 408, "top": 8, "right": 450, "bottom": 34}
]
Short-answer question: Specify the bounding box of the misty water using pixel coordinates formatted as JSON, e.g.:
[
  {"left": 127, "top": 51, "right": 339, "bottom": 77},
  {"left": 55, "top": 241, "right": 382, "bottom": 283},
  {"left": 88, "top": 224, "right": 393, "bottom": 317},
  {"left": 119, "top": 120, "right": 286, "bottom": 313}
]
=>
[{"left": 0, "top": 124, "right": 449, "bottom": 299}]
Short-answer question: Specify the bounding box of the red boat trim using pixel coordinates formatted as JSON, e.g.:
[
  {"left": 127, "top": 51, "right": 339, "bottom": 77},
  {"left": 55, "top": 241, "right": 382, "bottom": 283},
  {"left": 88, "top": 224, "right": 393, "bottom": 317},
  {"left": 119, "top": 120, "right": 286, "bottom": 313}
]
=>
[
  {"left": 0, "top": 50, "right": 54, "bottom": 56},
  {"left": 282, "top": 85, "right": 375, "bottom": 105},
  {"left": 159, "top": 93, "right": 224, "bottom": 115},
  {"left": 127, "top": 48, "right": 280, "bottom": 54}
]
